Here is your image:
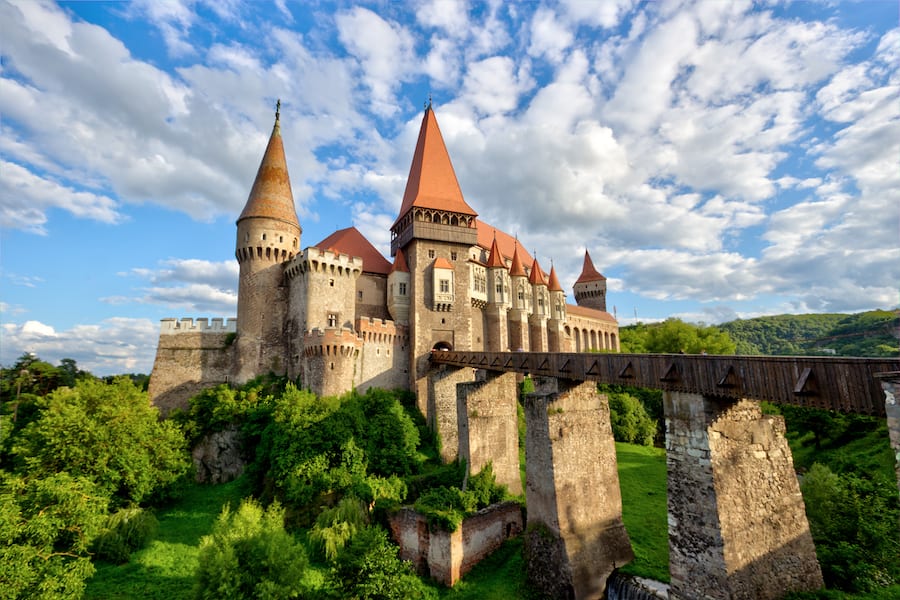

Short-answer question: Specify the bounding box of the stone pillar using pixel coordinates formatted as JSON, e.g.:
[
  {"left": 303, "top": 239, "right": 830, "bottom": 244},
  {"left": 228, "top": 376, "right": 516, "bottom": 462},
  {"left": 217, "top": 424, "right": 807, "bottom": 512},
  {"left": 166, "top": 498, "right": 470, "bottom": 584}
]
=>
[
  {"left": 508, "top": 310, "right": 529, "bottom": 352},
  {"left": 484, "top": 306, "right": 509, "bottom": 352},
  {"left": 876, "top": 373, "right": 900, "bottom": 496},
  {"left": 524, "top": 377, "right": 633, "bottom": 599},
  {"left": 457, "top": 371, "right": 522, "bottom": 495},
  {"left": 427, "top": 365, "right": 477, "bottom": 463},
  {"left": 528, "top": 314, "right": 548, "bottom": 352},
  {"left": 664, "top": 392, "right": 823, "bottom": 600}
]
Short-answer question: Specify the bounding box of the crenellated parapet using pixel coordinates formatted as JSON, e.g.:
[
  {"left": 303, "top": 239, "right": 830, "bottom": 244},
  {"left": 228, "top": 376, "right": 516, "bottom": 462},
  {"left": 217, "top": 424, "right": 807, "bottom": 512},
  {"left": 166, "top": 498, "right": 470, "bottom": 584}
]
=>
[
  {"left": 159, "top": 317, "right": 237, "bottom": 334},
  {"left": 302, "top": 327, "right": 362, "bottom": 357},
  {"left": 357, "top": 317, "right": 408, "bottom": 346},
  {"left": 285, "top": 246, "right": 364, "bottom": 280}
]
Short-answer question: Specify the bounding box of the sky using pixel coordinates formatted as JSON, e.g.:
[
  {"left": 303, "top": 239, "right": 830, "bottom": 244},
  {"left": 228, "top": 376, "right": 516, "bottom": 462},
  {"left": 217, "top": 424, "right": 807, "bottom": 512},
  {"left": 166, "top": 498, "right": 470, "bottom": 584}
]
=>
[{"left": 1, "top": 0, "right": 898, "bottom": 375}]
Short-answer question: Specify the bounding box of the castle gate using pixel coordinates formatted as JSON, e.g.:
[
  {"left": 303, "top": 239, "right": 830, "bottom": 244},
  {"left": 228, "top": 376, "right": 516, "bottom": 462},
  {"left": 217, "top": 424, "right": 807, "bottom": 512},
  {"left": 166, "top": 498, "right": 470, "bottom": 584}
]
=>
[{"left": 427, "top": 351, "right": 900, "bottom": 599}]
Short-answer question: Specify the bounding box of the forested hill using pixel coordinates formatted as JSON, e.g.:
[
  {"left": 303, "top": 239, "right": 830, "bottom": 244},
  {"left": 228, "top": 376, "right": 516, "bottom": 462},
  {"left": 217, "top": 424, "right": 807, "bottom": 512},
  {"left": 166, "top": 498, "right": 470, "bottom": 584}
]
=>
[{"left": 719, "top": 309, "right": 899, "bottom": 357}]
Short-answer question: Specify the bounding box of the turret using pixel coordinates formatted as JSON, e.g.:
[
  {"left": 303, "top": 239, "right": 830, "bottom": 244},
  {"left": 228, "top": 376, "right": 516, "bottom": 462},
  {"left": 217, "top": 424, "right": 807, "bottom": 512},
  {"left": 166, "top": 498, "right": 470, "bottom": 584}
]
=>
[
  {"left": 573, "top": 250, "right": 607, "bottom": 312},
  {"left": 546, "top": 263, "right": 567, "bottom": 352},
  {"left": 528, "top": 257, "right": 549, "bottom": 351},
  {"left": 233, "top": 100, "right": 302, "bottom": 382},
  {"left": 388, "top": 248, "right": 411, "bottom": 324},
  {"left": 507, "top": 244, "right": 530, "bottom": 351}
]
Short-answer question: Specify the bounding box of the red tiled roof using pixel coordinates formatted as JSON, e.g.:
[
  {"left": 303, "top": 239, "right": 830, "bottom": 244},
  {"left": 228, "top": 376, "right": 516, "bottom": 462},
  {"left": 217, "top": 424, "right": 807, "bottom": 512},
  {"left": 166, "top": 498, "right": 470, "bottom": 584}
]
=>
[
  {"left": 547, "top": 265, "right": 563, "bottom": 292},
  {"left": 486, "top": 236, "right": 505, "bottom": 268},
  {"left": 566, "top": 304, "right": 617, "bottom": 323},
  {"left": 475, "top": 220, "right": 533, "bottom": 266},
  {"left": 433, "top": 257, "right": 454, "bottom": 270},
  {"left": 315, "top": 227, "right": 391, "bottom": 275},
  {"left": 390, "top": 247, "right": 409, "bottom": 273},
  {"left": 529, "top": 258, "right": 547, "bottom": 286},
  {"left": 575, "top": 250, "right": 606, "bottom": 283},
  {"left": 393, "top": 107, "right": 477, "bottom": 227},
  {"left": 508, "top": 244, "right": 527, "bottom": 277},
  {"left": 238, "top": 113, "right": 301, "bottom": 229}
]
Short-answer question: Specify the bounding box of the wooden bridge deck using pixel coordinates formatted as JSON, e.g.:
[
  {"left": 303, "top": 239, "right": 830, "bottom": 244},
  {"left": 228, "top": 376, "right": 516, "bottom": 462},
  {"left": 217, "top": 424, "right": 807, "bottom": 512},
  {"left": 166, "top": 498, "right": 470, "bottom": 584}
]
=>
[{"left": 429, "top": 351, "right": 900, "bottom": 416}]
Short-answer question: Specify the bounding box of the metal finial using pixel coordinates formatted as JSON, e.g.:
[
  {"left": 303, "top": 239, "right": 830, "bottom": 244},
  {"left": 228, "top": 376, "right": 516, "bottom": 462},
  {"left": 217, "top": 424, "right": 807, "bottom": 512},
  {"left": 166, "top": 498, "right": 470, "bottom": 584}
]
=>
[{"left": 276, "top": 99, "right": 281, "bottom": 120}]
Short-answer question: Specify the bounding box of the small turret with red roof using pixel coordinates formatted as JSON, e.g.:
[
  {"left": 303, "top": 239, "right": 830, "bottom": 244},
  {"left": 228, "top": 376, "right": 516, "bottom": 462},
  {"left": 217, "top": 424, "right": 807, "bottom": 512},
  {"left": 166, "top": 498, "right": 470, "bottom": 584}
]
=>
[{"left": 573, "top": 250, "right": 608, "bottom": 312}]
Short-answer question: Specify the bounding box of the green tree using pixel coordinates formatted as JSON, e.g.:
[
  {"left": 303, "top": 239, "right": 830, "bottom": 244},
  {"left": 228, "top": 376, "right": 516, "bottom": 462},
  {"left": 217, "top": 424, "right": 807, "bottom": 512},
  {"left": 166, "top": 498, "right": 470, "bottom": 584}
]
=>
[
  {"left": 0, "top": 471, "right": 108, "bottom": 600},
  {"left": 620, "top": 319, "right": 735, "bottom": 355},
  {"left": 195, "top": 499, "right": 309, "bottom": 600},
  {"left": 10, "top": 377, "right": 190, "bottom": 507},
  {"left": 607, "top": 392, "right": 656, "bottom": 446}
]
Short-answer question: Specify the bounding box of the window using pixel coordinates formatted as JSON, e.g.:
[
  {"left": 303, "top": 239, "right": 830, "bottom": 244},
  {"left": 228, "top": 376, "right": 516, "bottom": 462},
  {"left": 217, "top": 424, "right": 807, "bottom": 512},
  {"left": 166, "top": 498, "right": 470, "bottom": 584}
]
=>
[
  {"left": 262, "top": 233, "right": 267, "bottom": 241},
  {"left": 357, "top": 291, "right": 363, "bottom": 301},
  {"left": 428, "top": 249, "right": 435, "bottom": 259},
  {"left": 451, "top": 251, "right": 457, "bottom": 260},
  {"left": 439, "top": 279, "right": 450, "bottom": 293},
  {"left": 328, "top": 314, "right": 337, "bottom": 327},
  {"left": 399, "top": 282, "right": 407, "bottom": 295},
  {"left": 329, "top": 279, "right": 334, "bottom": 287},
  {"left": 496, "top": 282, "right": 503, "bottom": 294}
]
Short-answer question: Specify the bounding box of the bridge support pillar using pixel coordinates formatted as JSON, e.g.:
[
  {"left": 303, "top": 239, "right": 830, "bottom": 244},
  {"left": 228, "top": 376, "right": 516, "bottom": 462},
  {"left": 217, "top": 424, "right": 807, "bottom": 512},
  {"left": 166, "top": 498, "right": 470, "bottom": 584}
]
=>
[
  {"left": 457, "top": 371, "right": 522, "bottom": 495},
  {"left": 665, "top": 392, "right": 823, "bottom": 600},
  {"left": 876, "top": 374, "right": 900, "bottom": 496},
  {"left": 427, "top": 365, "right": 476, "bottom": 463},
  {"left": 524, "top": 377, "right": 633, "bottom": 599}
]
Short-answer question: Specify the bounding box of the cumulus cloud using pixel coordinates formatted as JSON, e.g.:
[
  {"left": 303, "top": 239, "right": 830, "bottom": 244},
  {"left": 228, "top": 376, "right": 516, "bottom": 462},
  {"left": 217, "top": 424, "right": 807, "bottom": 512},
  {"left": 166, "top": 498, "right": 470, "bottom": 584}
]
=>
[{"left": 122, "top": 259, "right": 238, "bottom": 313}]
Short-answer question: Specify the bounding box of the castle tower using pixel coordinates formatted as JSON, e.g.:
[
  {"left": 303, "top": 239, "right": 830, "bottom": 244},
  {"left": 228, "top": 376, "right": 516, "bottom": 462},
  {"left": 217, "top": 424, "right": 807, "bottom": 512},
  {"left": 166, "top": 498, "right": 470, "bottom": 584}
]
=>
[
  {"left": 528, "top": 258, "right": 549, "bottom": 351},
  {"left": 573, "top": 250, "right": 607, "bottom": 312},
  {"left": 546, "top": 263, "right": 567, "bottom": 352},
  {"left": 234, "top": 101, "right": 302, "bottom": 382},
  {"left": 507, "top": 244, "right": 530, "bottom": 352},
  {"left": 390, "top": 103, "right": 479, "bottom": 395},
  {"left": 484, "top": 236, "right": 510, "bottom": 352},
  {"left": 387, "top": 248, "right": 411, "bottom": 324}
]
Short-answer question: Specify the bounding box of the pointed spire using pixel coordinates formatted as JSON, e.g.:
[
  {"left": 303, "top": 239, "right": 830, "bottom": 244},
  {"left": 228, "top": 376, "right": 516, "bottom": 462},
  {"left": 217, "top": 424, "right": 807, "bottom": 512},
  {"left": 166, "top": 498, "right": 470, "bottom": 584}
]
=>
[
  {"left": 509, "top": 243, "right": 526, "bottom": 277},
  {"left": 393, "top": 106, "right": 477, "bottom": 227},
  {"left": 237, "top": 101, "right": 301, "bottom": 230},
  {"left": 548, "top": 263, "right": 563, "bottom": 292},
  {"left": 390, "top": 247, "right": 410, "bottom": 273},
  {"left": 486, "top": 233, "right": 505, "bottom": 268},
  {"left": 575, "top": 250, "right": 606, "bottom": 284},
  {"left": 529, "top": 257, "right": 547, "bottom": 286}
]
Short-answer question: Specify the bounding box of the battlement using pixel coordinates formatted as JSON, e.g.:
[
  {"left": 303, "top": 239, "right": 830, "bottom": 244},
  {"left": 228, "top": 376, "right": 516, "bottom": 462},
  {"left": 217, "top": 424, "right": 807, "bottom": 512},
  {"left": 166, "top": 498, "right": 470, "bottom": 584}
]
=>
[
  {"left": 303, "top": 327, "right": 361, "bottom": 357},
  {"left": 159, "top": 317, "right": 237, "bottom": 334},
  {"left": 285, "top": 246, "right": 365, "bottom": 279}
]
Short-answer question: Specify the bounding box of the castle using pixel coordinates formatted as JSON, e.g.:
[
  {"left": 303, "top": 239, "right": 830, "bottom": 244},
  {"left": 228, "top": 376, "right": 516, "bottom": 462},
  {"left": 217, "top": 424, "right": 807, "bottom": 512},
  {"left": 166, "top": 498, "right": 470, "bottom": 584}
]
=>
[{"left": 148, "top": 103, "right": 619, "bottom": 413}]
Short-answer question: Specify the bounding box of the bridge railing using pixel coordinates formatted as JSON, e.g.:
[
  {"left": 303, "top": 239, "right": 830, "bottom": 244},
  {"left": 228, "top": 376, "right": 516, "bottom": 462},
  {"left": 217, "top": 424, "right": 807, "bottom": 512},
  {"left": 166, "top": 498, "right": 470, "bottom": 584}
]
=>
[{"left": 429, "top": 351, "right": 900, "bottom": 416}]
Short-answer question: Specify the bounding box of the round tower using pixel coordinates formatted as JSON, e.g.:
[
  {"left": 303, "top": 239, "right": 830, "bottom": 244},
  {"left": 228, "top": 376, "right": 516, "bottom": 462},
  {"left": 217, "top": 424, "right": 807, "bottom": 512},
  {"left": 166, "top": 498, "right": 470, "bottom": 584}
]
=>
[
  {"left": 234, "top": 101, "right": 302, "bottom": 382},
  {"left": 573, "top": 250, "right": 607, "bottom": 312}
]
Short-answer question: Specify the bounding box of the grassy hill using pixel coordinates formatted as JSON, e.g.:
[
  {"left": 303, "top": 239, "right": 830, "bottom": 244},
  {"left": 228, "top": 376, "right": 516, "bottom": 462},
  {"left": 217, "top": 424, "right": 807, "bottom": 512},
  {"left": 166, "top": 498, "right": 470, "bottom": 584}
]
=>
[{"left": 719, "top": 309, "right": 899, "bottom": 357}]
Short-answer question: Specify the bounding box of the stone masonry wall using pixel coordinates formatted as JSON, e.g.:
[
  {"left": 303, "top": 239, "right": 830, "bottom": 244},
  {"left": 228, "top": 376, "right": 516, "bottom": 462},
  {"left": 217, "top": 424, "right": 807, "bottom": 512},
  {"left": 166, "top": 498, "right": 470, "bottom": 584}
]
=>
[
  {"left": 456, "top": 371, "right": 522, "bottom": 495},
  {"left": 356, "top": 318, "right": 409, "bottom": 392},
  {"left": 427, "top": 365, "right": 477, "bottom": 463},
  {"left": 524, "top": 377, "right": 633, "bottom": 600},
  {"left": 665, "top": 392, "right": 823, "bottom": 600}
]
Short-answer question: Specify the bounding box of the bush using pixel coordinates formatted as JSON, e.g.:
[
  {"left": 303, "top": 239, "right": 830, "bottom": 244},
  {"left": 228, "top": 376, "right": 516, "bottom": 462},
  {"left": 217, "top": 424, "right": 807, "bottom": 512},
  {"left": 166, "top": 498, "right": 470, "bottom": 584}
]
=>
[
  {"left": 309, "top": 497, "right": 368, "bottom": 562},
  {"left": 608, "top": 392, "right": 656, "bottom": 446},
  {"left": 91, "top": 507, "right": 159, "bottom": 564},
  {"left": 195, "top": 498, "right": 309, "bottom": 600}
]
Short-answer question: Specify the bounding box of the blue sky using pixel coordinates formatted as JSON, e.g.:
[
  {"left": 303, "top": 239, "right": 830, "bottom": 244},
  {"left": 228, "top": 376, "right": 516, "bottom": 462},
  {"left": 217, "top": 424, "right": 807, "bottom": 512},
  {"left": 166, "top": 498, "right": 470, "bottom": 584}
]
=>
[{"left": 1, "top": 0, "right": 898, "bottom": 375}]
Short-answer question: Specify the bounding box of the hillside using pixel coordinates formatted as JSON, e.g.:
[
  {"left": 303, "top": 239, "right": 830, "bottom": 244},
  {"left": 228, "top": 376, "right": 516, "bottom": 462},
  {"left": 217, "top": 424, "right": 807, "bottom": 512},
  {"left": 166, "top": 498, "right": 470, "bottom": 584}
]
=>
[{"left": 719, "top": 309, "right": 899, "bottom": 357}]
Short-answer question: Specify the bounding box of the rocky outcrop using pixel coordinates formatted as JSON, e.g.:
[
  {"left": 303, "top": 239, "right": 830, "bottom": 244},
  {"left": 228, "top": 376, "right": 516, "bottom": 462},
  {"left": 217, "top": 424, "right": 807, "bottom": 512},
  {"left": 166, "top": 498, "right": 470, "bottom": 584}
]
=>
[{"left": 191, "top": 426, "right": 245, "bottom": 484}]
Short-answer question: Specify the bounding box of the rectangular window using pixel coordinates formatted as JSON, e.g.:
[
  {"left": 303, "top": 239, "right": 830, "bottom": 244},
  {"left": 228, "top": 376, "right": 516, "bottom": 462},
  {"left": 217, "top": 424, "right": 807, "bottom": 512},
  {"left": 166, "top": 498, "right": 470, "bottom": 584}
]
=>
[
  {"left": 428, "top": 249, "right": 435, "bottom": 258},
  {"left": 451, "top": 251, "right": 457, "bottom": 260},
  {"left": 357, "top": 290, "right": 363, "bottom": 301},
  {"left": 439, "top": 279, "right": 450, "bottom": 293},
  {"left": 496, "top": 283, "right": 503, "bottom": 294},
  {"left": 328, "top": 314, "right": 337, "bottom": 327},
  {"left": 399, "top": 282, "right": 407, "bottom": 295}
]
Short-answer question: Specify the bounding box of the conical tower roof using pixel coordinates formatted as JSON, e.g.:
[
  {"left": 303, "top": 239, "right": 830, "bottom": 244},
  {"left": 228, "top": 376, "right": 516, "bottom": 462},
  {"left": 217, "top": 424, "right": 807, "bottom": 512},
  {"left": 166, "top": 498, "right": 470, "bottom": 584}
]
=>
[
  {"left": 391, "top": 247, "right": 410, "bottom": 273},
  {"left": 237, "top": 103, "right": 301, "bottom": 230},
  {"left": 486, "top": 234, "right": 506, "bottom": 268},
  {"left": 509, "top": 244, "right": 527, "bottom": 277},
  {"left": 529, "top": 257, "right": 548, "bottom": 286},
  {"left": 548, "top": 264, "right": 563, "bottom": 292},
  {"left": 575, "top": 250, "right": 606, "bottom": 283},
  {"left": 393, "top": 105, "right": 477, "bottom": 227}
]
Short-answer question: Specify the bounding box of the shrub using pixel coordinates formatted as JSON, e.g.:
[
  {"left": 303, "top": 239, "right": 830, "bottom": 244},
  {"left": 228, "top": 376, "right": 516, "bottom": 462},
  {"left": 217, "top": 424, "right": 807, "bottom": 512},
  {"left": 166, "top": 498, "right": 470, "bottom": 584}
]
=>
[
  {"left": 91, "top": 507, "right": 159, "bottom": 564},
  {"left": 195, "top": 498, "right": 308, "bottom": 600},
  {"left": 309, "top": 497, "right": 368, "bottom": 561},
  {"left": 608, "top": 392, "right": 656, "bottom": 446}
]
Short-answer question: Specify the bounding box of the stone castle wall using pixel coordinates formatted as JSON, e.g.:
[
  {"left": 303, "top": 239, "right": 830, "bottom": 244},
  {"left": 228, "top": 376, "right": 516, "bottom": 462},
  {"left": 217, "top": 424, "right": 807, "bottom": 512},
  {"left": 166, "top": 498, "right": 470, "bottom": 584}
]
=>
[
  {"left": 356, "top": 317, "right": 409, "bottom": 392},
  {"left": 148, "top": 318, "right": 236, "bottom": 415},
  {"left": 301, "top": 327, "right": 360, "bottom": 398}
]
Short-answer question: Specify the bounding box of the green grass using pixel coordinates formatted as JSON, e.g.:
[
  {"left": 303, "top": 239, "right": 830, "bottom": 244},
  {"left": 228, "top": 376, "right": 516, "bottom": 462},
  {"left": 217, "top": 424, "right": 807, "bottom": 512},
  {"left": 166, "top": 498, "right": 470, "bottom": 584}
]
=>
[
  {"left": 615, "top": 442, "right": 669, "bottom": 582},
  {"left": 437, "top": 537, "right": 529, "bottom": 599},
  {"left": 85, "top": 476, "right": 252, "bottom": 599}
]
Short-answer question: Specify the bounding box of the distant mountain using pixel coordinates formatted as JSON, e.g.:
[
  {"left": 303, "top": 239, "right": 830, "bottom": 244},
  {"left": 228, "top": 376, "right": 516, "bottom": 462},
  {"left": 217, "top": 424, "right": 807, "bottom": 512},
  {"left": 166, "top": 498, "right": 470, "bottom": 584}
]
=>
[{"left": 719, "top": 309, "right": 899, "bottom": 358}]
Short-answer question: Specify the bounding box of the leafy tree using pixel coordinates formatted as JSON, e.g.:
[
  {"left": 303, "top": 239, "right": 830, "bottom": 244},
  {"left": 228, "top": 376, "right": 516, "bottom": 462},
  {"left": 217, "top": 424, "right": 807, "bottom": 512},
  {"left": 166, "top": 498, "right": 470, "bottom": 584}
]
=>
[
  {"left": 0, "top": 471, "right": 108, "bottom": 599},
  {"left": 620, "top": 319, "right": 735, "bottom": 354},
  {"left": 195, "top": 499, "right": 309, "bottom": 600},
  {"left": 607, "top": 392, "right": 656, "bottom": 446},
  {"left": 9, "top": 377, "right": 190, "bottom": 507},
  {"left": 309, "top": 497, "right": 369, "bottom": 561},
  {"left": 326, "top": 526, "right": 436, "bottom": 600}
]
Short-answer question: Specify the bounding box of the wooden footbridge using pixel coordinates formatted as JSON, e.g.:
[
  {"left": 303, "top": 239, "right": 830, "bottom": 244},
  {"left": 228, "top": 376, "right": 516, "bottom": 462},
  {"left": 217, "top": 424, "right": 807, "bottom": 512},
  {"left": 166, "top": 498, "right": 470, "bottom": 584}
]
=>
[{"left": 430, "top": 351, "right": 899, "bottom": 416}]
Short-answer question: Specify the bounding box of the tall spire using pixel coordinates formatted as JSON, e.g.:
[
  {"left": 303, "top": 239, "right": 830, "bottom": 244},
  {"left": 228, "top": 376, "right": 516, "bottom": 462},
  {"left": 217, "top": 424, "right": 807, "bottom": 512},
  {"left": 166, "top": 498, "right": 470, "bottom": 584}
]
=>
[
  {"left": 529, "top": 257, "right": 547, "bottom": 286},
  {"left": 393, "top": 105, "right": 477, "bottom": 227},
  {"left": 237, "top": 100, "right": 301, "bottom": 230},
  {"left": 486, "top": 233, "right": 505, "bottom": 268},
  {"left": 575, "top": 250, "right": 606, "bottom": 284},
  {"left": 509, "top": 243, "right": 526, "bottom": 277},
  {"left": 547, "top": 263, "right": 563, "bottom": 292}
]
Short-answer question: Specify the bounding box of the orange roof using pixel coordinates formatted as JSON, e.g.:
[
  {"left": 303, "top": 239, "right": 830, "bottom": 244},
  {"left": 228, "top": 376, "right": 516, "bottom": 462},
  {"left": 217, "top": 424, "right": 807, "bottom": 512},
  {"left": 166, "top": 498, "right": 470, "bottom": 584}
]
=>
[
  {"left": 486, "top": 236, "right": 505, "bottom": 268},
  {"left": 575, "top": 250, "right": 606, "bottom": 283},
  {"left": 315, "top": 227, "right": 391, "bottom": 275},
  {"left": 547, "top": 265, "right": 563, "bottom": 292},
  {"left": 238, "top": 109, "right": 301, "bottom": 229},
  {"left": 390, "top": 247, "right": 409, "bottom": 273},
  {"left": 529, "top": 258, "right": 547, "bottom": 286},
  {"left": 393, "top": 107, "right": 477, "bottom": 227},
  {"left": 474, "top": 220, "right": 534, "bottom": 266},
  {"left": 508, "top": 244, "right": 527, "bottom": 277},
  {"left": 566, "top": 304, "right": 617, "bottom": 323},
  {"left": 433, "top": 257, "right": 454, "bottom": 270}
]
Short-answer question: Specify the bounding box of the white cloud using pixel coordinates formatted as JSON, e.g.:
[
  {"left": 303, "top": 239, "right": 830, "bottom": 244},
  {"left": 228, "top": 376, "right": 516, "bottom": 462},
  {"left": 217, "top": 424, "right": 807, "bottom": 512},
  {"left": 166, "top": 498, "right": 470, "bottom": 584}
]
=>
[
  {"left": 122, "top": 259, "right": 238, "bottom": 313},
  {"left": 528, "top": 7, "right": 573, "bottom": 64}
]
